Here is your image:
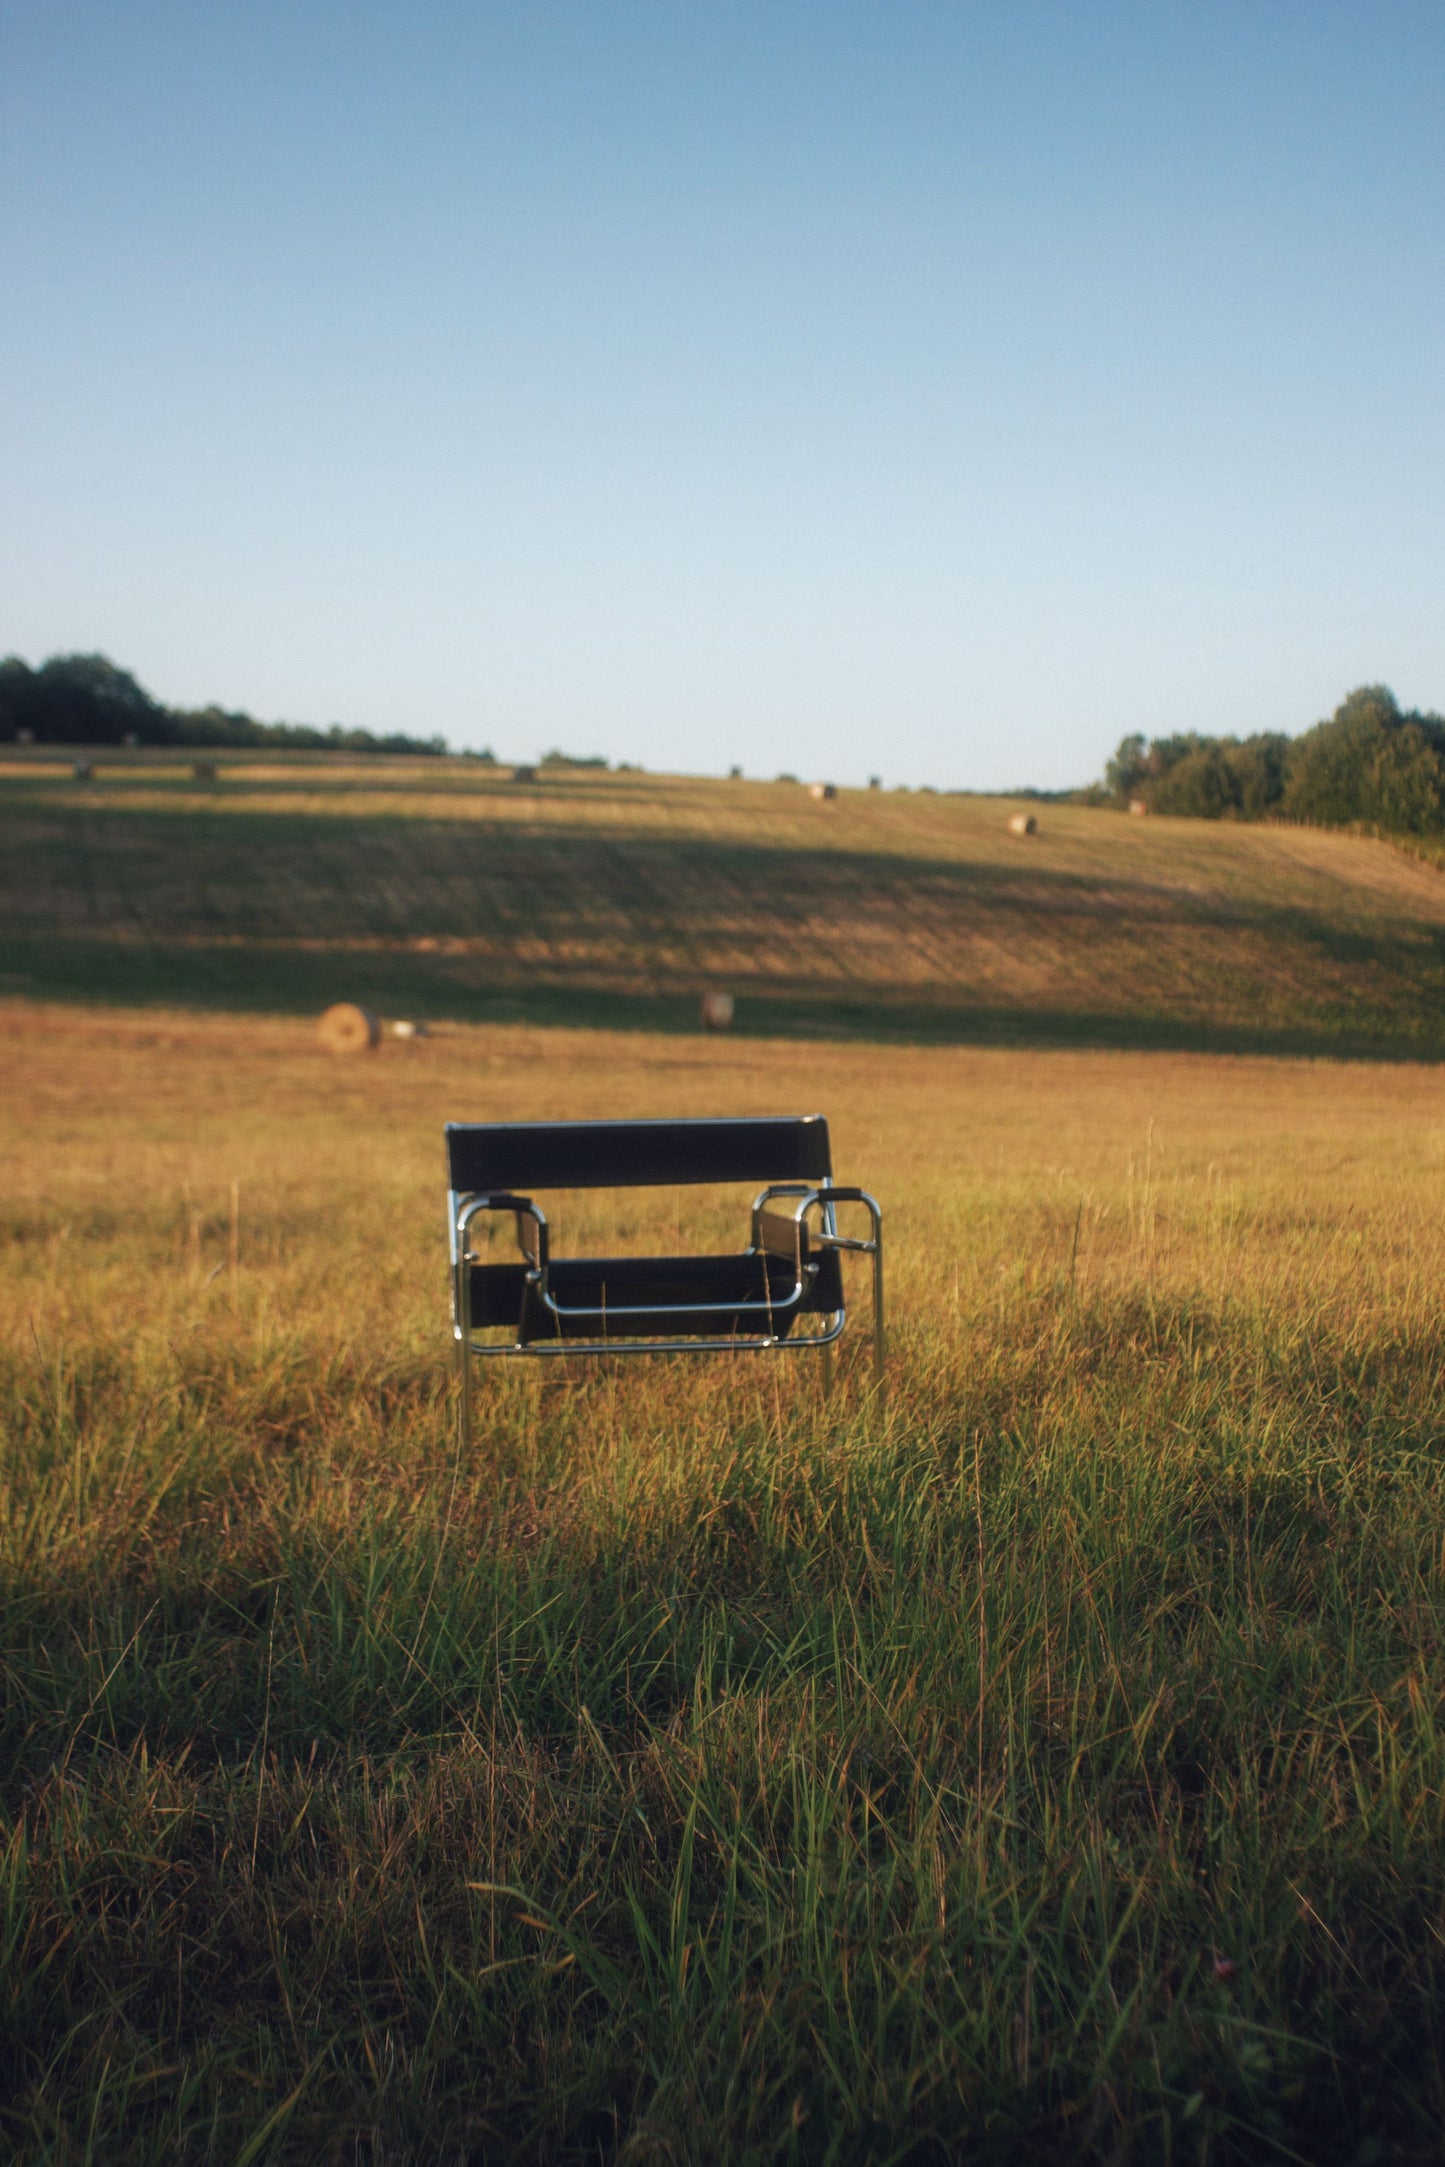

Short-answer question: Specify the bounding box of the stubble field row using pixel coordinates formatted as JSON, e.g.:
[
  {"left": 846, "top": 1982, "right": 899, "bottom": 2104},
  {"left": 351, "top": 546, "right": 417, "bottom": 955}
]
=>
[{"left": 5, "top": 752, "right": 1445, "bottom": 1053}]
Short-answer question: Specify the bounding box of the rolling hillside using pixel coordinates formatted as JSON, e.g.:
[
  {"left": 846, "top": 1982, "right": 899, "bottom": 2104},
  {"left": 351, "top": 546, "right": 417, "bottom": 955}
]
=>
[{"left": 5, "top": 747, "right": 1445, "bottom": 1055}]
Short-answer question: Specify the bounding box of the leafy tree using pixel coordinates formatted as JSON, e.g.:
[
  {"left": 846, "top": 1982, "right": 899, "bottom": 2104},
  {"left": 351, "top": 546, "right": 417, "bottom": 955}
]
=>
[
  {"left": 1150, "top": 744, "right": 1239, "bottom": 818},
  {"left": 1, "top": 650, "right": 455, "bottom": 756},
  {"left": 0, "top": 657, "right": 37, "bottom": 738},
  {"left": 1103, "top": 727, "right": 1290, "bottom": 820},
  {"left": 0, "top": 652, "right": 166, "bottom": 744},
  {"left": 1101, "top": 690, "right": 1445, "bottom": 837},
  {"left": 1284, "top": 686, "right": 1445, "bottom": 835},
  {"left": 1221, "top": 734, "right": 1291, "bottom": 819},
  {"left": 1104, "top": 733, "right": 1149, "bottom": 800}
]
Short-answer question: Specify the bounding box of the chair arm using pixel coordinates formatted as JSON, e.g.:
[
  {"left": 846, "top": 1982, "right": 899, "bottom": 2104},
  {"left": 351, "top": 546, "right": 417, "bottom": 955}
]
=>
[
  {"left": 453, "top": 1192, "right": 549, "bottom": 1283},
  {"left": 754, "top": 1208, "right": 808, "bottom": 1273},
  {"left": 749, "top": 1182, "right": 815, "bottom": 1266},
  {"left": 805, "top": 1188, "right": 884, "bottom": 1387},
  {"left": 749, "top": 1184, "right": 880, "bottom": 1249},
  {"left": 803, "top": 1187, "right": 882, "bottom": 1254},
  {"left": 750, "top": 1183, "right": 882, "bottom": 1387}
]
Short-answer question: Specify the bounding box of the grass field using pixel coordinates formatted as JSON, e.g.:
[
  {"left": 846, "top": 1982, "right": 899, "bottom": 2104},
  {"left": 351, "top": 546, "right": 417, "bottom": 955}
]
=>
[
  {"left": 5, "top": 999, "right": 1445, "bottom": 2160},
  {"left": 8, "top": 748, "right": 1445, "bottom": 1055}
]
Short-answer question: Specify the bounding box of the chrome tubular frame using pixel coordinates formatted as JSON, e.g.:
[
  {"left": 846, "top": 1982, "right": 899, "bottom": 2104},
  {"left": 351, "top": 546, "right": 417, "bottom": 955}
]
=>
[
  {"left": 751, "top": 1182, "right": 885, "bottom": 1395},
  {"left": 450, "top": 1180, "right": 884, "bottom": 1450}
]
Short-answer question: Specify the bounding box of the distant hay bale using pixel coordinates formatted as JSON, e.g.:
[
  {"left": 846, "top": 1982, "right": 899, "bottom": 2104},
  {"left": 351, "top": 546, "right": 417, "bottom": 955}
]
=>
[
  {"left": 809, "top": 782, "right": 838, "bottom": 801},
  {"left": 868, "top": 775, "right": 882, "bottom": 791},
  {"left": 385, "top": 1019, "right": 427, "bottom": 1040},
  {"left": 1008, "top": 812, "right": 1038, "bottom": 836},
  {"left": 1129, "top": 798, "right": 1149, "bottom": 817},
  {"left": 511, "top": 764, "right": 536, "bottom": 783},
  {"left": 700, "top": 990, "right": 735, "bottom": 1031},
  {"left": 15, "top": 728, "right": 34, "bottom": 744},
  {"left": 192, "top": 759, "right": 217, "bottom": 782},
  {"left": 73, "top": 759, "right": 93, "bottom": 781},
  {"left": 317, "top": 1003, "right": 380, "bottom": 1054}
]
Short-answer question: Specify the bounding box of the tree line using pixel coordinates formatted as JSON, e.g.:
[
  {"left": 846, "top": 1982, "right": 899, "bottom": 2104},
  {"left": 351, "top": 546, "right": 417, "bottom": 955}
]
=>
[
  {"left": 1102, "top": 686, "right": 1445, "bottom": 835},
  {"left": 0, "top": 652, "right": 461, "bottom": 757}
]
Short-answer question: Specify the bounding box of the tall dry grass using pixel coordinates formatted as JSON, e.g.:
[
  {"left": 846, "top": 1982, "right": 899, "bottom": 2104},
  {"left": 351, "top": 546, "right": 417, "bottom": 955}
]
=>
[{"left": 3, "top": 1003, "right": 1445, "bottom": 2159}]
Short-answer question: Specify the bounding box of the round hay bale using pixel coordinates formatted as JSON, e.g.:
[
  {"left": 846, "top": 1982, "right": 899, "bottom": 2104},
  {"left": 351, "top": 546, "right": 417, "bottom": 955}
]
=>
[
  {"left": 1007, "top": 812, "right": 1038, "bottom": 836},
  {"left": 700, "top": 990, "right": 735, "bottom": 1031},
  {"left": 511, "top": 764, "right": 536, "bottom": 783},
  {"left": 808, "top": 781, "right": 838, "bottom": 800},
  {"left": 318, "top": 1002, "right": 380, "bottom": 1054},
  {"left": 1129, "top": 798, "right": 1149, "bottom": 817},
  {"left": 73, "top": 759, "right": 94, "bottom": 781},
  {"left": 192, "top": 758, "right": 217, "bottom": 782}
]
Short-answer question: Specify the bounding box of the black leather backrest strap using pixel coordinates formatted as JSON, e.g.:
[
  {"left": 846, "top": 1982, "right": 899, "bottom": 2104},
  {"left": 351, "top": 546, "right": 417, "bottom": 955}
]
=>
[{"left": 446, "top": 1117, "right": 832, "bottom": 1192}]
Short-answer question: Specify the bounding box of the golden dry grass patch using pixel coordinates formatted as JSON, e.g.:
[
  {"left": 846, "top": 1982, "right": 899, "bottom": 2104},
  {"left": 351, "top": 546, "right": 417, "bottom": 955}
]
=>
[
  {"left": 7, "top": 996, "right": 1445, "bottom": 1345},
  {"left": 6, "top": 1000, "right": 1445, "bottom": 2156}
]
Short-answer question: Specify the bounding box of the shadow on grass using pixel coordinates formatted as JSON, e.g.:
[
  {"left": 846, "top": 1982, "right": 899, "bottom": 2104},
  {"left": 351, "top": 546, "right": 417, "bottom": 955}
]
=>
[
  {"left": 5, "top": 797, "right": 1445, "bottom": 1059},
  {"left": 4, "top": 931, "right": 1445, "bottom": 1062}
]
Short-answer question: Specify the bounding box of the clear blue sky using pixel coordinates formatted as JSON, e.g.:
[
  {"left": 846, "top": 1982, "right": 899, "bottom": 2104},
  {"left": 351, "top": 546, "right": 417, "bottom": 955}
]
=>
[{"left": 2, "top": 3, "right": 1442, "bottom": 788}]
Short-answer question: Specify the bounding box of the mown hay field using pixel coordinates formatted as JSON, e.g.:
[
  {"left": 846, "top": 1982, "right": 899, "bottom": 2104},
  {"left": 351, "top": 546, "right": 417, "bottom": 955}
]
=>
[
  {"left": 4, "top": 1000, "right": 1445, "bottom": 2160},
  {"left": 7, "top": 749, "right": 1445, "bottom": 1054}
]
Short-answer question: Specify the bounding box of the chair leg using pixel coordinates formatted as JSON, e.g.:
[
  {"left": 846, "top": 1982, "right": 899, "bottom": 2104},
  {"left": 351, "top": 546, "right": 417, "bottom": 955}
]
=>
[
  {"left": 457, "top": 1331, "right": 473, "bottom": 1452},
  {"left": 871, "top": 1235, "right": 886, "bottom": 1412}
]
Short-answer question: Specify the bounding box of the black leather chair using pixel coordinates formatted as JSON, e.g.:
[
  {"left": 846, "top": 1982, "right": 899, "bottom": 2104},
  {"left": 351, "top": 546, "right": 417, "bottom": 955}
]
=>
[{"left": 446, "top": 1117, "right": 883, "bottom": 1445}]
